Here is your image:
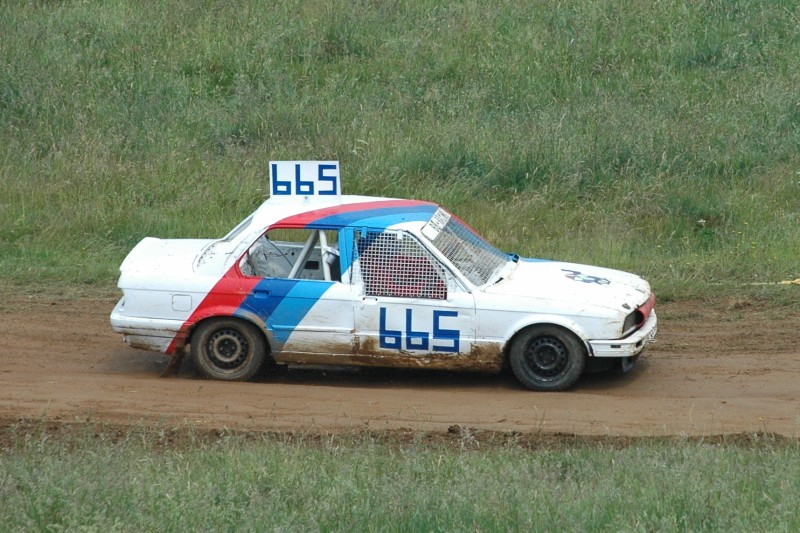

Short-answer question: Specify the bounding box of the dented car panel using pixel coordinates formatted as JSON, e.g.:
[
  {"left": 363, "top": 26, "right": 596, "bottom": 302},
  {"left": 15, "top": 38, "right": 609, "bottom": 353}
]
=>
[{"left": 111, "top": 193, "right": 657, "bottom": 390}]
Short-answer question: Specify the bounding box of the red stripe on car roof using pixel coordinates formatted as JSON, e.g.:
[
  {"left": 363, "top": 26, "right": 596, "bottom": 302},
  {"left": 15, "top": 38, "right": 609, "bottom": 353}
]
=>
[{"left": 274, "top": 199, "right": 434, "bottom": 227}]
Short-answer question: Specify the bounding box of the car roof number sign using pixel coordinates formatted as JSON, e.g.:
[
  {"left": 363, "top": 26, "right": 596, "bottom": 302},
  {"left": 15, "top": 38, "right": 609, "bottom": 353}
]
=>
[{"left": 269, "top": 161, "right": 341, "bottom": 202}]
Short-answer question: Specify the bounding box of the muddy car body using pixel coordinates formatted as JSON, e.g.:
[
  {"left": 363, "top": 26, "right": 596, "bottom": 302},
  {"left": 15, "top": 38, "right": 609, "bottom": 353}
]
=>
[{"left": 111, "top": 193, "right": 656, "bottom": 391}]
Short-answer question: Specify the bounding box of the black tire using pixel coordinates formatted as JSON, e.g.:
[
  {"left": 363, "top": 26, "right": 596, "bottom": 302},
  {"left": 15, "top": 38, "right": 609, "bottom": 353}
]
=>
[
  {"left": 191, "top": 318, "right": 266, "bottom": 381},
  {"left": 509, "top": 325, "right": 586, "bottom": 391}
]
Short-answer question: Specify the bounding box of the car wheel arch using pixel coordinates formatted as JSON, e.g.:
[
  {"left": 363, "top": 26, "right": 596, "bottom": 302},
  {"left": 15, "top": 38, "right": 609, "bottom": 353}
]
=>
[
  {"left": 187, "top": 313, "right": 273, "bottom": 356},
  {"left": 502, "top": 318, "right": 593, "bottom": 362}
]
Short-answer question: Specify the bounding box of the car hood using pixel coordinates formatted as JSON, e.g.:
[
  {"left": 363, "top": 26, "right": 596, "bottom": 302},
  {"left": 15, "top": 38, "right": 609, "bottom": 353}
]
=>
[{"left": 483, "top": 259, "right": 652, "bottom": 312}]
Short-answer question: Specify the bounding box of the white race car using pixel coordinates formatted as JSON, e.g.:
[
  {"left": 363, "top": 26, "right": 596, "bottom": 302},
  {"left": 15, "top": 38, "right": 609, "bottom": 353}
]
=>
[{"left": 111, "top": 164, "right": 656, "bottom": 391}]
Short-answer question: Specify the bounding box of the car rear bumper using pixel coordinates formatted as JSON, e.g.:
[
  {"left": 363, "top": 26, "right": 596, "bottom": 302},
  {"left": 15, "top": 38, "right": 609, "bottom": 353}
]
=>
[
  {"left": 589, "top": 310, "right": 657, "bottom": 358},
  {"left": 110, "top": 297, "right": 183, "bottom": 353}
]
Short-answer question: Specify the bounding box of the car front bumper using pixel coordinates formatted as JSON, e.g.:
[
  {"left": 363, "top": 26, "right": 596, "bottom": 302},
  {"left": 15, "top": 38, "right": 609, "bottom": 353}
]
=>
[{"left": 589, "top": 310, "right": 657, "bottom": 358}]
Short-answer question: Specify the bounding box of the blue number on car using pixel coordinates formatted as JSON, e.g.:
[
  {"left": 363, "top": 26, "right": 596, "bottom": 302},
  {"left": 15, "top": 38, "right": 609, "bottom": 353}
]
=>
[{"left": 379, "top": 307, "right": 460, "bottom": 353}]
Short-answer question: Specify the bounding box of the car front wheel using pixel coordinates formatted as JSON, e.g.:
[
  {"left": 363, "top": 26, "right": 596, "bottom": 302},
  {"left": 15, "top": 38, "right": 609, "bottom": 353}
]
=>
[
  {"left": 509, "top": 325, "right": 586, "bottom": 391},
  {"left": 191, "top": 318, "right": 266, "bottom": 381}
]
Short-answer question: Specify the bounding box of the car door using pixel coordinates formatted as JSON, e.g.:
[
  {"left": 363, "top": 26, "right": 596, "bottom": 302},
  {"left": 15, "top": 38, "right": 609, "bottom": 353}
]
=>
[
  {"left": 347, "top": 228, "right": 477, "bottom": 367},
  {"left": 237, "top": 228, "right": 358, "bottom": 361}
]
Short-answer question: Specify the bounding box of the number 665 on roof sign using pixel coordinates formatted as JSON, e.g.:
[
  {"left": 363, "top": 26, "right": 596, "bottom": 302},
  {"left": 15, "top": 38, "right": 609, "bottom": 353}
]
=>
[{"left": 270, "top": 161, "right": 340, "bottom": 201}]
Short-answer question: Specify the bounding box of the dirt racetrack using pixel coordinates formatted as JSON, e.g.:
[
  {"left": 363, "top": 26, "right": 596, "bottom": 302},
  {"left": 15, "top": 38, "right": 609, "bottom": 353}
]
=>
[{"left": 1, "top": 291, "right": 798, "bottom": 437}]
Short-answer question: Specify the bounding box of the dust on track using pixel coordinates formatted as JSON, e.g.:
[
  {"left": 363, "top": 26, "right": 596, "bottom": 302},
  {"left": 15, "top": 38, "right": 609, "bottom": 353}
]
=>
[{"left": 1, "top": 292, "right": 798, "bottom": 438}]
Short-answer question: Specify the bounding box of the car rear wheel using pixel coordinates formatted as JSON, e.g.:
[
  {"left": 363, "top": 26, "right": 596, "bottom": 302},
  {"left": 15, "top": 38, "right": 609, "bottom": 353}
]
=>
[
  {"left": 509, "top": 325, "right": 586, "bottom": 391},
  {"left": 191, "top": 318, "right": 266, "bottom": 381}
]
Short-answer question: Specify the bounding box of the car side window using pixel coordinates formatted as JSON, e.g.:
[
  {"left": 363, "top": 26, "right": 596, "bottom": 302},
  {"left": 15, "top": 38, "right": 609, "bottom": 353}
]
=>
[
  {"left": 241, "top": 228, "right": 340, "bottom": 281},
  {"left": 355, "top": 229, "right": 447, "bottom": 300}
]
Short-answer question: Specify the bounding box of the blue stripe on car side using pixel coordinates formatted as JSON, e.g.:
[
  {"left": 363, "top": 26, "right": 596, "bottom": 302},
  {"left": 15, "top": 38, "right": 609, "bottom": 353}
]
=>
[
  {"left": 267, "top": 281, "right": 334, "bottom": 345},
  {"left": 236, "top": 278, "right": 334, "bottom": 348}
]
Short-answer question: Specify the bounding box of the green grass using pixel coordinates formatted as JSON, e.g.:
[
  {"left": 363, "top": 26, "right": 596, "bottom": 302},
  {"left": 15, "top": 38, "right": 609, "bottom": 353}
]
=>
[
  {"left": 2, "top": 423, "right": 799, "bottom": 532},
  {"left": 1, "top": 0, "right": 799, "bottom": 298}
]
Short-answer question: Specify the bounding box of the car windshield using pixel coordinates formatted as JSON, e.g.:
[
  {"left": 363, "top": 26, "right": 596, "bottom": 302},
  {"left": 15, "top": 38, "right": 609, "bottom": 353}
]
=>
[{"left": 421, "top": 208, "right": 512, "bottom": 286}]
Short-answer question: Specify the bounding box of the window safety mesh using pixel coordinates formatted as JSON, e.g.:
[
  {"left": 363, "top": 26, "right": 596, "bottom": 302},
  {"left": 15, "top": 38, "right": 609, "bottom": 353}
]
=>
[
  {"left": 428, "top": 217, "right": 508, "bottom": 286},
  {"left": 355, "top": 230, "right": 447, "bottom": 300}
]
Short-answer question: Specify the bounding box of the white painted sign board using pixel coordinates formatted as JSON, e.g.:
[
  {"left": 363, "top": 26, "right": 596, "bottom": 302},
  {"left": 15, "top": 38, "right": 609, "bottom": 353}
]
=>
[{"left": 269, "top": 161, "right": 341, "bottom": 202}]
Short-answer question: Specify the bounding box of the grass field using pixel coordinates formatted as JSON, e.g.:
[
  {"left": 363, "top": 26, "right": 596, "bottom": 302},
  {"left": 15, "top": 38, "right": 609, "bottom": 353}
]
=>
[
  {"left": 2, "top": 1, "right": 800, "bottom": 530},
  {"left": 2, "top": 0, "right": 799, "bottom": 298},
  {"left": 2, "top": 423, "right": 800, "bottom": 532}
]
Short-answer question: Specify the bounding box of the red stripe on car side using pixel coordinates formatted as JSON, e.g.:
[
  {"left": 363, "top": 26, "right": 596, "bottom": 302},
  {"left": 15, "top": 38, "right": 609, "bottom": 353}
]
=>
[{"left": 165, "top": 267, "right": 259, "bottom": 354}]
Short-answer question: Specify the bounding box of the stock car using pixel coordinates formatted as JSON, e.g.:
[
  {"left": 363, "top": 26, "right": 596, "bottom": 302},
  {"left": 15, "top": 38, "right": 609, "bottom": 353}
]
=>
[{"left": 111, "top": 175, "right": 656, "bottom": 391}]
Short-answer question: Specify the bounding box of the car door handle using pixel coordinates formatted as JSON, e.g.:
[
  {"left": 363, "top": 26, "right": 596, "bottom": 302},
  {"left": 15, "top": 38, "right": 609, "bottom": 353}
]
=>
[{"left": 254, "top": 289, "right": 271, "bottom": 298}]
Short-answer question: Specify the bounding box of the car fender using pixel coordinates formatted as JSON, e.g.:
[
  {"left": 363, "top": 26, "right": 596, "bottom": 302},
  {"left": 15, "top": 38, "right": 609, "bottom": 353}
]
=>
[
  {"left": 172, "top": 304, "right": 276, "bottom": 354},
  {"left": 500, "top": 314, "right": 595, "bottom": 357}
]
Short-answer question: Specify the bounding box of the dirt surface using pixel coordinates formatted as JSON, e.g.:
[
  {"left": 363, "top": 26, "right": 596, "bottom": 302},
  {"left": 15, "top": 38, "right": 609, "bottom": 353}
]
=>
[{"left": 1, "top": 292, "right": 798, "bottom": 437}]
